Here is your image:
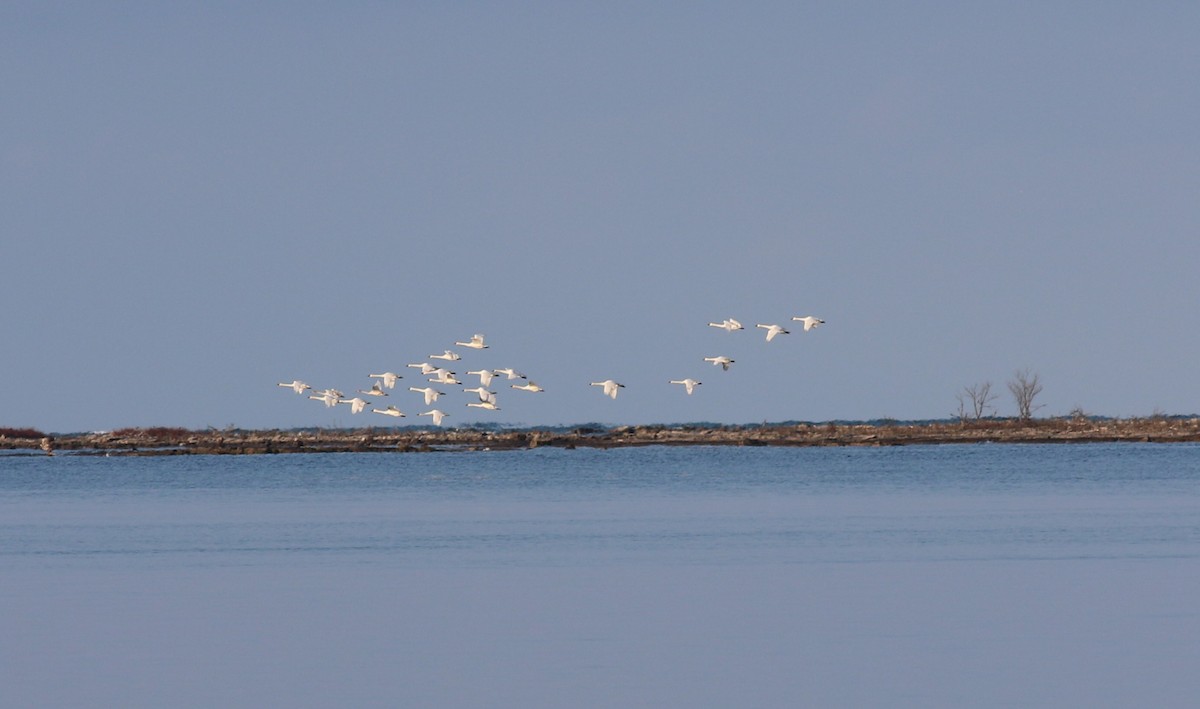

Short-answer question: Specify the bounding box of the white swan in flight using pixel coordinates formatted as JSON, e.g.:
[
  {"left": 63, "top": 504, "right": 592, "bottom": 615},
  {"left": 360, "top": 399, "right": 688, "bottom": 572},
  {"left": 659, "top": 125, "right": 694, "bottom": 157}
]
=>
[
  {"left": 463, "top": 387, "right": 497, "bottom": 404},
  {"left": 420, "top": 409, "right": 448, "bottom": 426},
  {"left": 455, "top": 333, "right": 488, "bottom": 350},
  {"left": 791, "top": 315, "right": 825, "bottom": 331},
  {"left": 430, "top": 350, "right": 461, "bottom": 361},
  {"left": 703, "top": 356, "right": 735, "bottom": 371},
  {"left": 277, "top": 380, "right": 311, "bottom": 395},
  {"left": 358, "top": 382, "right": 389, "bottom": 397},
  {"left": 340, "top": 397, "right": 370, "bottom": 414},
  {"left": 708, "top": 318, "right": 744, "bottom": 332},
  {"left": 512, "top": 381, "right": 545, "bottom": 392},
  {"left": 591, "top": 380, "right": 625, "bottom": 399},
  {"left": 368, "top": 372, "right": 402, "bottom": 389},
  {"left": 467, "top": 369, "right": 496, "bottom": 387},
  {"left": 467, "top": 400, "right": 500, "bottom": 411},
  {"left": 372, "top": 405, "right": 406, "bottom": 417},
  {"left": 409, "top": 386, "right": 445, "bottom": 405},
  {"left": 407, "top": 362, "right": 437, "bottom": 375},
  {"left": 309, "top": 391, "right": 341, "bottom": 407},
  {"left": 428, "top": 369, "right": 461, "bottom": 385},
  {"left": 756, "top": 323, "right": 790, "bottom": 341},
  {"left": 492, "top": 367, "right": 526, "bottom": 380},
  {"left": 670, "top": 378, "right": 702, "bottom": 395}
]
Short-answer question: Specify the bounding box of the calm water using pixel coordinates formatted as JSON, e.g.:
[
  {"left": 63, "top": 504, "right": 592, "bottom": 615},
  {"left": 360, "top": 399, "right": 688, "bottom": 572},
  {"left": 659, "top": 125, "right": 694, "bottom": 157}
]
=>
[{"left": 3, "top": 444, "right": 1199, "bottom": 707}]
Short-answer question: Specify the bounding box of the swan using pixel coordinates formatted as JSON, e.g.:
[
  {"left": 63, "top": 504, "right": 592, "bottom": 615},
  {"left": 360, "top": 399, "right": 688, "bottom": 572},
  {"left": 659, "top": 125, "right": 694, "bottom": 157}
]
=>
[
  {"left": 756, "top": 323, "right": 790, "bottom": 341},
  {"left": 466, "top": 400, "right": 500, "bottom": 411},
  {"left": 409, "top": 386, "right": 445, "bottom": 405},
  {"left": 512, "top": 381, "right": 545, "bottom": 392},
  {"left": 455, "top": 333, "right": 488, "bottom": 350},
  {"left": 492, "top": 367, "right": 526, "bottom": 380},
  {"left": 467, "top": 369, "right": 496, "bottom": 387},
  {"left": 670, "top": 378, "right": 702, "bottom": 395},
  {"left": 420, "top": 409, "right": 449, "bottom": 426},
  {"left": 703, "top": 356, "right": 735, "bottom": 371},
  {"left": 708, "top": 318, "right": 744, "bottom": 332},
  {"left": 429, "top": 369, "right": 461, "bottom": 385},
  {"left": 463, "top": 387, "right": 497, "bottom": 404},
  {"left": 358, "top": 382, "right": 389, "bottom": 397},
  {"left": 430, "top": 350, "right": 461, "bottom": 361},
  {"left": 369, "top": 372, "right": 402, "bottom": 389},
  {"left": 791, "top": 315, "right": 825, "bottom": 331},
  {"left": 309, "top": 391, "right": 341, "bottom": 407},
  {"left": 340, "top": 397, "right": 370, "bottom": 414},
  {"left": 407, "top": 362, "right": 437, "bottom": 375},
  {"left": 591, "top": 380, "right": 625, "bottom": 399},
  {"left": 277, "top": 380, "right": 311, "bottom": 395},
  {"left": 372, "top": 406, "right": 406, "bottom": 418}
]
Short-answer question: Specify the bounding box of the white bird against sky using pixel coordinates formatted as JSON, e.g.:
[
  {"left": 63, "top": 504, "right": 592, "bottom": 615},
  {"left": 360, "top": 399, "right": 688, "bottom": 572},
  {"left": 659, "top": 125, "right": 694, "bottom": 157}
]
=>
[
  {"left": 277, "top": 380, "right": 311, "bottom": 395},
  {"left": 467, "top": 369, "right": 496, "bottom": 387},
  {"left": 407, "top": 362, "right": 437, "bottom": 375},
  {"left": 429, "top": 369, "right": 461, "bottom": 385},
  {"left": 430, "top": 350, "right": 461, "bottom": 361},
  {"left": 467, "top": 400, "right": 500, "bottom": 411},
  {"left": 708, "top": 318, "right": 744, "bottom": 332},
  {"left": 455, "top": 333, "right": 488, "bottom": 350},
  {"left": 368, "top": 371, "right": 402, "bottom": 389},
  {"left": 358, "top": 382, "right": 388, "bottom": 397},
  {"left": 670, "top": 378, "right": 702, "bottom": 395},
  {"left": 493, "top": 367, "right": 526, "bottom": 380},
  {"left": 409, "top": 386, "right": 445, "bottom": 405},
  {"left": 463, "top": 387, "right": 497, "bottom": 404},
  {"left": 309, "top": 392, "right": 339, "bottom": 408},
  {"left": 340, "top": 397, "right": 369, "bottom": 414},
  {"left": 420, "top": 409, "right": 448, "bottom": 426},
  {"left": 756, "top": 323, "right": 790, "bottom": 342},
  {"left": 372, "top": 405, "right": 405, "bottom": 417},
  {"left": 512, "top": 381, "right": 545, "bottom": 392},
  {"left": 792, "top": 315, "right": 825, "bottom": 332},
  {"left": 703, "top": 356, "right": 735, "bottom": 371},
  {"left": 591, "top": 380, "right": 625, "bottom": 399}
]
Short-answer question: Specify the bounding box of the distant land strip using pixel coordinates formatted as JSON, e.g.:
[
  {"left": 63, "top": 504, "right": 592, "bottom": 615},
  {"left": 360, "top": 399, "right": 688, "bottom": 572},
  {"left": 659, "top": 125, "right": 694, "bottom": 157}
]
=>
[{"left": 4, "top": 417, "right": 1200, "bottom": 456}]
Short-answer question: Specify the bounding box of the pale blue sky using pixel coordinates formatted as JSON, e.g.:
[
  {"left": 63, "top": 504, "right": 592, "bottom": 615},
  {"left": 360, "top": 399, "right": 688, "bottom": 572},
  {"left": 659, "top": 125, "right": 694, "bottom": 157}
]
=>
[{"left": 3, "top": 2, "right": 1198, "bottom": 432}]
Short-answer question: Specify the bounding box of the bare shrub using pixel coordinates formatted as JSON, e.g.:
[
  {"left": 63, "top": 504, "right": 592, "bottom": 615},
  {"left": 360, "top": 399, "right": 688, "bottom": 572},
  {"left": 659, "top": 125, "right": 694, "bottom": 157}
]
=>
[
  {"left": 1007, "top": 368, "right": 1044, "bottom": 420},
  {"left": 956, "top": 381, "right": 998, "bottom": 420}
]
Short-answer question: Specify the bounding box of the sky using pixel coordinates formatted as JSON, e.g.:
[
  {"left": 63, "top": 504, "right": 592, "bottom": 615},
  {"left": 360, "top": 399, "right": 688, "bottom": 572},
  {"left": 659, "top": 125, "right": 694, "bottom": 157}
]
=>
[{"left": 3, "top": 2, "right": 1198, "bottom": 433}]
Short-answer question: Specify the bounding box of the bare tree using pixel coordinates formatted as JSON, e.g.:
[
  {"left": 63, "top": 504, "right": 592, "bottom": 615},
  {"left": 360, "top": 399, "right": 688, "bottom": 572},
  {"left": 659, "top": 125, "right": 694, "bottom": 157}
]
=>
[
  {"left": 956, "top": 381, "right": 998, "bottom": 420},
  {"left": 1007, "top": 368, "right": 1044, "bottom": 420}
]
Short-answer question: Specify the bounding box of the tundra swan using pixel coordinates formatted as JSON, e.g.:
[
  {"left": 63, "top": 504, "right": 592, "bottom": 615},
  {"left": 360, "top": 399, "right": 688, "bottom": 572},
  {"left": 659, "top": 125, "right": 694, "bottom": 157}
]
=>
[
  {"left": 756, "top": 323, "right": 790, "bottom": 341},
  {"left": 512, "top": 381, "right": 545, "bottom": 392},
  {"left": 708, "top": 318, "right": 744, "bottom": 332},
  {"left": 670, "top": 378, "right": 702, "bottom": 395},
  {"left": 430, "top": 350, "right": 461, "bottom": 361},
  {"left": 372, "top": 406, "right": 406, "bottom": 417},
  {"left": 703, "top": 356, "right": 735, "bottom": 371},
  {"left": 409, "top": 386, "right": 445, "bottom": 405},
  {"left": 455, "top": 333, "right": 488, "bottom": 349},
  {"left": 277, "top": 380, "right": 311, "bottom": 395},
  {"left": 791, "top": 315, "right": 825, "bottom": 331},
  {"left": 591, "top": 380, "right": 625, "bottom": 399},
  {"left": 369, "top": 372, "right": 402, "bottom": 389},
  {"left": 420, "top": 409, "right": 448, "bottom": 426}
]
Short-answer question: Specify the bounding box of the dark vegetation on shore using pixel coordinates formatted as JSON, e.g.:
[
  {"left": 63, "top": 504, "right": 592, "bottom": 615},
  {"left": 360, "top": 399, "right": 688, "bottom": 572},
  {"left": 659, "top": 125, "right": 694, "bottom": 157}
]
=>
[{"left": 4, "top": 416, "right": 1200, "bottom": 456}]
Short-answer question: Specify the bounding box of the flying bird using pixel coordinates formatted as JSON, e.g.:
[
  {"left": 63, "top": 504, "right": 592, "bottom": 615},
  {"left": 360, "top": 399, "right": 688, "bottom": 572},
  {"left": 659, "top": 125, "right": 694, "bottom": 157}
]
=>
[
  {"left": 463, "top": 387, "right": 497, "bottom": 404},
  {"left": 467, "top": 369, "right": 496, "bottom": 387},
  {"left": 428, "top": 369, "right": 461, "bottom": 385},
  {"left": 703, "top": 356, "right": 735, "bottom": 371},
  {"left": 430, "top": 350, "right": 461, "bottom": 361},
  {"left": 368, "top": 372, "right": 403, "bottom": 389},
  {"left": 708, "top": 318, "right": 744, "bottom": 332},
  {"left": 420, "top": 409, "right": 449, "bottom": 426},
  {"left": 358, "top": 382, "right": 389, "bottom": 397},
  {"left": 455, "top": 333, "right": 488, "bottom": 349},
  {"left": 277, "top": 380, "right": 311, "bottom": 395},
  {"left": 791, "top": 315, "right": 825, "bottom": 331},
  {"left": 340, "top": 397, "right": 370, "bottom": 414},
  {"left": 493, "top": 367, "right": 526, "bottom": 380},
  {"left": 591, "top": 380, "right": 625, "bottom": 399},
  {"left": 512, "top": 381, "right": 545, "bottom": 393},
  {"left": 407, "top": 362, "right": 437, "bottom": 375},
  {"left": 670, "top": 379, "right": 702, "bottom": 395},
  {"left": 756, "top": 323, "right": 790, "bottom": 342},
  {"left": 309, "top": 391, "right": 341, "bottom": 408},
  {"left": 372, "top": 405, "right": 406, "bottom": 418},
  {"left": 409, "top": 386, "right": 445, "bottom": 405},
  {"left": 466, "top": 400, "right": 500, "bottom": 411}
]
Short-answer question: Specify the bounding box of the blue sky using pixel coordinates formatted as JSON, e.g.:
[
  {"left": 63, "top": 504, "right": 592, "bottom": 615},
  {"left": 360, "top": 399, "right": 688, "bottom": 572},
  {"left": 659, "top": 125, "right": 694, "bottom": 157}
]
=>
[{"left": 3, "top": 2, "right": 1198, "bottom": 432}]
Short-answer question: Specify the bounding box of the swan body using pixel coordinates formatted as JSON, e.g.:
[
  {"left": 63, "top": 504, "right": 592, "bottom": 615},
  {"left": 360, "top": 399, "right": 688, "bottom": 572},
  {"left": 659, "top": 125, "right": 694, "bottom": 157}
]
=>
[
  {"left": 591, "top": 380, "right": 625, "bottom": 399},
  {"left": 429, "top": 369, "right": 461, "bottom": 385},
  {"left": 278, "top": 380, "right": 311, "bottom": 395},
  {"left": 372, "top": 406, "right": 406, "bottom": 417},
  {"left": 340, "top": 397, "right": 370, "bottom": 414},
  {"left": 358, "top": 382, "right": 389, "bottom": 397},
  {"left": 708, "top": 318, "right": 744, "bottom": 332},
  {"left": 430, "top": 350, "right": 461, "bottom": 361},
  {"left": 466, "top": 400, "right": 500, "bottom": 411},
  {"left": 791, "top": 315, "right": 825, "bottom": 331},
  {"left": 410, "top": 386, "right": 445, "bottom": 405},
  {"left": 467, "top": 369, "right": 496, "bottom": 387},
  {"left": 463, "top": 387, "right": 497, "bottom": 404},
  {"left": 703, "top": 356, "right": 735, "bottom": 371},
  {"left": 493, "top": 367, "right": 526, "bottom": 380},
  {"left": 670, "top": 378, "right": 702, "bottom": 395},
  {"left": 455, "top": 333, "right": 488, "bottom": 349},
  {"left": 369, "top": 372, "right": 402, "bottom": 389},
  {"left": 512, "top": 381, "right": 544, "bottom": 392},
  {"left": 756, "top": 323, "right": 790, "bottom": 341},
  {"left": 407, "top": 362, "right": 437, "bottom": 375},
  {"left": 309, "top": 391, "right": 341, "bottom": 407},
  {"left": 420, "top": 409, "right": 449, "bottom": 426}
]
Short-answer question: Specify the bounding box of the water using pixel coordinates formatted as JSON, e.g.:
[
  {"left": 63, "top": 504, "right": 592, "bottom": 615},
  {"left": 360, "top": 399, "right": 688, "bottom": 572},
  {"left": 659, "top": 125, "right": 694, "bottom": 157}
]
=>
[{"left": 3, "top": 444, "right": 1199, "bottom": 707}]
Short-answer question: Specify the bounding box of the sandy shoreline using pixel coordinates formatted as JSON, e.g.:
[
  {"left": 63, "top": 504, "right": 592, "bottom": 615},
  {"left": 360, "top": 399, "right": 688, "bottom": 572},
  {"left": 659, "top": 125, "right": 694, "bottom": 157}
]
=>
[{"left": 4, "top": 417, "right": 1200, "bottom": 456}]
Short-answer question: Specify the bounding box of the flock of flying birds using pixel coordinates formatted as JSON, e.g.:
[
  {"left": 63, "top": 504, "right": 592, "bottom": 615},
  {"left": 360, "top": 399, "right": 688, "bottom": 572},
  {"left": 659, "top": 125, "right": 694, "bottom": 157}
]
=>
[{"left": 277, "top": 315, "right": 825, "bottom": 426}]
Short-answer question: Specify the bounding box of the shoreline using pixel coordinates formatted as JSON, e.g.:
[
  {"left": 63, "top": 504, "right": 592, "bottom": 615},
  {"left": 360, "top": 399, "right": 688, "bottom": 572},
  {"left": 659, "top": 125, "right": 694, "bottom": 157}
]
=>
[{"left": 5, "top": 417, "right": 1200, "bottom": 456}]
